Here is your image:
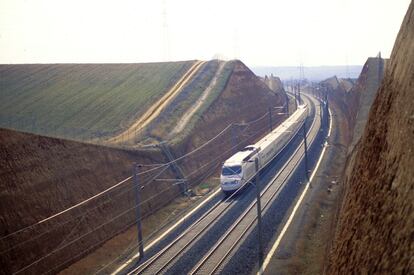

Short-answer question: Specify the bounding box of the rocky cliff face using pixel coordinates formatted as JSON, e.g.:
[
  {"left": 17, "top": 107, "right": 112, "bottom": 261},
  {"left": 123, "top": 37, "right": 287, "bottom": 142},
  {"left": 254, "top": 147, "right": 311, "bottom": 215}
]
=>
[
  {"left": 264, "top": 74, "right": 285, "bottom": 93},
  {"left": 320, "top": 56, "right": 385, "bottom": 146},
  {"left": 328, "top": 2, "right": 414, "bottom": 273},
  {"left": 350, "top": 57, "right": 386, "bottom": 150},
  {"left": 320, "top": 76, "right": 358, "bottom": 144}
]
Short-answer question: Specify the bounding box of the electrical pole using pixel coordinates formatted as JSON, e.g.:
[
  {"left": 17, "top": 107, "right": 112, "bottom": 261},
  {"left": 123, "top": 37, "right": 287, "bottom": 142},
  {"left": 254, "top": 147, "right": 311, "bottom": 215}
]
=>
[
  {"left": 285, "top": 94, "right": 290, "bottom": 116},
  {"left": 134, "top": 164, "right": 144, "bottom": 262},
  {"left": 302, "top": 120, "right": 309, "bottom": 181},
  {"left": 319, "top": 101, "right": 323, "bottom": 125},
  {"left": 294, "top": 84, "right": 298, "bottom": 110},
  {"left": 268, "top": 107, "right": 273, "bottom": 132},
  {"left": 254, "top": 158, "right": 264, "bottom": 265},
  {"left": 325, "top": 91, "right": 329, "bottom": 127}
]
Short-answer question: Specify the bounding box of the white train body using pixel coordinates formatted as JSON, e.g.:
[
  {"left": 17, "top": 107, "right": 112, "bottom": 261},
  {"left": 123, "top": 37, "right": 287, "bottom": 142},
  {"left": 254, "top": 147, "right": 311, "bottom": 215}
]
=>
[{"left": 220, "top": 104, "right": 308, "bottom": 193}]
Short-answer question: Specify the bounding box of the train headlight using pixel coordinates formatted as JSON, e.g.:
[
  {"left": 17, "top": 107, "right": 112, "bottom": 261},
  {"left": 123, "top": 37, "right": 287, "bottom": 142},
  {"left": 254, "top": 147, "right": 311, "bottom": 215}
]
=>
[{"left": 222, "top": 179, "right": 241, "bottom": 185}]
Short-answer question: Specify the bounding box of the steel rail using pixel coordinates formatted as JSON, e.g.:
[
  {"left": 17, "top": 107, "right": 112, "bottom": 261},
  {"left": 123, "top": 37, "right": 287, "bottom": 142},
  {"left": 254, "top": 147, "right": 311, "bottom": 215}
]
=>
[
  {"left": 189, "top": 94, "right": 320, "bottom": 274},
  {"left": 128, "top": 96, "right": 316, "bottom": 275}
]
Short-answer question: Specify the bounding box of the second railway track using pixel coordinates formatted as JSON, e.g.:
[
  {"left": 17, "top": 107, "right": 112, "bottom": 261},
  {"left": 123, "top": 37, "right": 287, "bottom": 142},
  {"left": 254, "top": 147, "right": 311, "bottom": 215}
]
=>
[
  {"left": 128, "top": 93, "right": 321, "bottom": 275},
  {"left": 189, "top": 95, "right": 321, "bottom": 274}
]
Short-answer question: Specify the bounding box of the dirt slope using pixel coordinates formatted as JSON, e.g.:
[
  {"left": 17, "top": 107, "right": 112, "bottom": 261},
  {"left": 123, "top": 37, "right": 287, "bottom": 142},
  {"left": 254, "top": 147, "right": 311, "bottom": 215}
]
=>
[
  {"left": 169, "top": 61, "right": 227, "bottom": 138},
  {"left": 264, "top": 74, "right": 285, "bottom": 93},
  {"left": 0, "top": 129, "right": 163, "bottom": 275},
  {"left": 320, "top": 56, "right": 385, "bottom": 146},
  {"left": 350, "top": 57, "right": 387, "bottom": 149},
  {"left": 143, "top": 60, "right": 235, "bottom": 145},
  {"left": 179, "top": 60, "right": 284, "bottom": 153},
  {"left": 328, "top": 2, "right": 414, "bottom": 273},
  {"left": 320, "top": 76, "right": 358, "bottom": 144}
]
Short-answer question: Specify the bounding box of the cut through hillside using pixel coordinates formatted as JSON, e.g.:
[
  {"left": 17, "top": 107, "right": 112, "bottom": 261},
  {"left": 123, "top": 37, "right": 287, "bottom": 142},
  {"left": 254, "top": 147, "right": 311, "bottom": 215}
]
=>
[
  {"left": 169, "top": 61, "right": 228, "bottom": 139},
  {"left": 328, "top": 2, "right": 414, "bottom": 273},
  {"left": 107, "top": 60, "right": 206, "bottom": 144},
  {"left": 144, "top": 60, "right": 236, "bottom": 145}
]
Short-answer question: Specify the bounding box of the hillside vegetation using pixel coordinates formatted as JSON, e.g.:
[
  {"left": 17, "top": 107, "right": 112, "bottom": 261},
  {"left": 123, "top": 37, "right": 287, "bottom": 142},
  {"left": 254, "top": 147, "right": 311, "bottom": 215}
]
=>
[
  {"left": 0, "top": 60, "right": 239, "bottom": 147},
  {"left": 0, "top": 61, "right": 194, "bottom": 141},
  {"left": 145, "top": 60, "right": 235, "bottom": 144}
]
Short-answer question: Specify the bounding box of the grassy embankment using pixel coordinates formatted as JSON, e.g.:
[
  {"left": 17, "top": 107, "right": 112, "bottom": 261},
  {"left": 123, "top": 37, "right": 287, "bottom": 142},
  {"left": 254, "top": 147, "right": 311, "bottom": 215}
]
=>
[
  {"left": 0, "top": 62, "right": 194, "bottom": 142},
  {"left": 146, "top": 60, "right": 235, "bottom": 144}
]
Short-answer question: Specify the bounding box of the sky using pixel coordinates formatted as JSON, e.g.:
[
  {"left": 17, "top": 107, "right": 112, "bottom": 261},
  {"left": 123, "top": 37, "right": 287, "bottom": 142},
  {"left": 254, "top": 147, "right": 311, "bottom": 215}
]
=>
[{"left": 0, "top": 0, "right": 411, "bottom": 66}]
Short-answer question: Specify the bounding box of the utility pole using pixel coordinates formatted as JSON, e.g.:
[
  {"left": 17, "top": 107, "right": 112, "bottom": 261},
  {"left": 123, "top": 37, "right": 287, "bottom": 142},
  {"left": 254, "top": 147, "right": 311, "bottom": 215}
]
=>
[
  {"left": 294, "top": 84, "right": 298, "bottom": 110},
  {"left": 268, "top": 107, "right": 273, "bottom": 132},
  {"left": 285, "top": 94, "right": 290, "bottom": 116},
  {"left": 254, "top": 158, "right": 264, "bottom": 265},
  {"left": 325, "top": 91, "right": 329, "bottom": 127},
  {"left": 319, "top": 100, "right": 323, "bottom": 125},
  {"left": 302, "top": 120, "right": 309, "bottom": 181},
  {"left": 134, "top": 164, "right": 144, "bottom": 262}
]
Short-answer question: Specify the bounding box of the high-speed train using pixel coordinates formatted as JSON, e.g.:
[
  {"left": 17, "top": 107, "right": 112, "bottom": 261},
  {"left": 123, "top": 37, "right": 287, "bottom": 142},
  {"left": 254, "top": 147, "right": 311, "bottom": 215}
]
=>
[{"left": 220, "top": 104, "right": 308, "bottom": 194}]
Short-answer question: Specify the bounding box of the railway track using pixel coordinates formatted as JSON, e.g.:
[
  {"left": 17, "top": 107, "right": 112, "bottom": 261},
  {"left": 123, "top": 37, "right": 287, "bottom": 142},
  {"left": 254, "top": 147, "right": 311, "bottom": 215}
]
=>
[
  {"left": 127, "top": 94, "right": 321, "bottom": 275},
  {"left": 131, "top": 196, "right": 236, "bottom": 274},
  {"left": 189, "top": 94, "right": 321, "bottom": 274}
]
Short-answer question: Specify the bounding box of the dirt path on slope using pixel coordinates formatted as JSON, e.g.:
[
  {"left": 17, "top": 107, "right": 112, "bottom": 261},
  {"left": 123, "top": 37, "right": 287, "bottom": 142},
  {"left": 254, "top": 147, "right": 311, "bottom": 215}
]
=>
[
  {"left": 168, "top": 61, "right": 228, "bottom": 139},
  {"left": 107, "top": 60, "right": 206, "bottom": 144}
]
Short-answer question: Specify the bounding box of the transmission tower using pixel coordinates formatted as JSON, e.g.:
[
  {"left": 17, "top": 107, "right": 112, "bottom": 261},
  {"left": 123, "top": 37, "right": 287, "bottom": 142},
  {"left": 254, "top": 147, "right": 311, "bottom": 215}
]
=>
[{"left": 298, "top": 62, "right": 305, "bottom": 85}]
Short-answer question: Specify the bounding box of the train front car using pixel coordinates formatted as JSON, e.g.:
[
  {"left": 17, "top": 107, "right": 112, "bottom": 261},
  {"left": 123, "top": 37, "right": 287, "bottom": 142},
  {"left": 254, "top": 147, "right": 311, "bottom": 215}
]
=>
[
  {"left": 220, "top": 146, "right": 258, "bottom": 195},
  {"left": 220, "top": 103, "right": 308, "bottom": 196},
  {"left": 220, "top": 162, "right": 243, "bottom": 195}
]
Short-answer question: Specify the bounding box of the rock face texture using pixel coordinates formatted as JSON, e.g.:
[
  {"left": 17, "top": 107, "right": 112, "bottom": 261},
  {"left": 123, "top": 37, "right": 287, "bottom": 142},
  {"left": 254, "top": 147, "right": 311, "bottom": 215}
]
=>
[
  {"left": 264, "top": 74, "right": 285, "bottom": 93},
  {"left": 320, "top": 56, "right": 386, "bottom": 147},
  {"left": 328, "top": 2, "right": 414, "bottom": 273},
  {"left": 320, "top": 76, "right": 358, "bottom": 144},
  {"left": 350, "top": 57, "right": 386, "bottom": 150}
]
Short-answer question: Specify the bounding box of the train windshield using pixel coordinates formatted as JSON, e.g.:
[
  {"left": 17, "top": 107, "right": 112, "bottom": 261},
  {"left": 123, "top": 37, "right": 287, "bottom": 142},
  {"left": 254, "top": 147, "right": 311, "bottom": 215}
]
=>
[{"left": 221, "top": 165, "right": 242, "bottom": 176}]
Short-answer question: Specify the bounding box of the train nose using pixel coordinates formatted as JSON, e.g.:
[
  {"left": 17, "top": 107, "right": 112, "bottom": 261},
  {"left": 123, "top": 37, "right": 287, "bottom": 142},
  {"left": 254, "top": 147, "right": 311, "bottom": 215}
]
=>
[
  {"left": 222, "top": 179, "right": 240, "bottom": 185},
  {"left": 221, "top": 176, "right": 241, "bottom": 183}
]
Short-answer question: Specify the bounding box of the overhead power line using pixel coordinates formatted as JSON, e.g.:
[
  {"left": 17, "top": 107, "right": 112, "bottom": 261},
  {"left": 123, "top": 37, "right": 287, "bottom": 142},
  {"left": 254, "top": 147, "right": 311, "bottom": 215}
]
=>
[{"left": 1, "top": 105, "right": 285, "bottom": 243}]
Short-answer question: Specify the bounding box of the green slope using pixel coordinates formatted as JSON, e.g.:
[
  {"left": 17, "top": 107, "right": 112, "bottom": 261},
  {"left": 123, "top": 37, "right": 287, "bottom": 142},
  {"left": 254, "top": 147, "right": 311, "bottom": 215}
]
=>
[
  {"left": 146, "top": 60, "right": 235, "bottom": 143},
  {"left": 0, "top": 61, "right": 194, "bottom": 141}
]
